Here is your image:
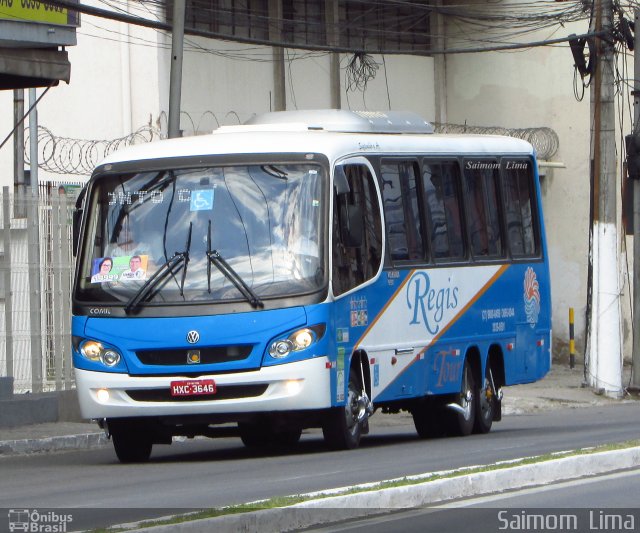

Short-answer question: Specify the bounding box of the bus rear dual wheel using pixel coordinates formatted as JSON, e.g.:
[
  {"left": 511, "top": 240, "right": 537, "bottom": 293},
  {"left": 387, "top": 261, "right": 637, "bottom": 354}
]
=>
[{"left": 412, "top": 360, "right": 497, "bottom": 438}]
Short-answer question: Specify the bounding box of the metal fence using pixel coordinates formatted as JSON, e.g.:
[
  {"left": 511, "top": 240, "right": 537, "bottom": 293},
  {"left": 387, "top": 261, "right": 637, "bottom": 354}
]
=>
[{"left": 0, "top": 184, "right": 79, "bottom": 393}]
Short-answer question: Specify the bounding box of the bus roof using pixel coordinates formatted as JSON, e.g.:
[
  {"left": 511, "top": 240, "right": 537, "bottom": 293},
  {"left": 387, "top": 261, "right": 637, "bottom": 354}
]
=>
[{"left": 97, "top": 111, "right": 535, "bottom": 170}]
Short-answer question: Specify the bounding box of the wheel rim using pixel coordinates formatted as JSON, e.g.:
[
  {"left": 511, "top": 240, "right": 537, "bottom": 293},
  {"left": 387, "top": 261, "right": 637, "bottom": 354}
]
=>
[
  {"left": 479, "top": 376, "right": 494, "bottom": 422},
  {"left": 345, "top": 382, "right": 363, "bottom": 436},
  {"left": 460, "top": 367, "right": 473, "bottom": 421}
]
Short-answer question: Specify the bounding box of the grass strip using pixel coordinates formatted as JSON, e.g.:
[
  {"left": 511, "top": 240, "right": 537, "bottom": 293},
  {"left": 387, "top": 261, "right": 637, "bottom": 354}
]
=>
[{"left": 93, "top": 439, "right": 640, "bottom": 532}]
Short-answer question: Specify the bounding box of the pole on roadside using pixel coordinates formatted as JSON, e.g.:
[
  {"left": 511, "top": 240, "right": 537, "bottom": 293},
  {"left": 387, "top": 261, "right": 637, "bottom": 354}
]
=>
[
  {"left": 631, "top": 9, "right": 640, "bottom": 391},
  {"left": 13, "top": 89, "right": 25, "bottom": 217},
  {"left": 168, "top": 0, "right": 185, "bottom": 139},
  {"left": 29, "top": 88, "right": 38, "bottom": 189},
  {"left": 587, "top": 0, "right": 623, "bottom": 397},
  {"left": 569, "top": 308, "right": 576, "bottom": 369}
]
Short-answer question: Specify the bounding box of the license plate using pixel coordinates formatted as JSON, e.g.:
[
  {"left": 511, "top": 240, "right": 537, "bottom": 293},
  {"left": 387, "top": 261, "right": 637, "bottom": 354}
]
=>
[{"left": 170, "top": 379, "right": 216, "bottom": 397}]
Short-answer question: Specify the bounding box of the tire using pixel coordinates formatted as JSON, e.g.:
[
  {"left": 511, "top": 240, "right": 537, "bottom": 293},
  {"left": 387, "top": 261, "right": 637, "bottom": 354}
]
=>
[
  {"left": 474, "top": 363, "right": 497, "bottom": 434},
  {"left": 444, "top": 359, "right": 476, "bottom": 437},
  {"left": 322, "top": 372, "right": 364, "bottom": 450},
  {"left": 412, "top": 399, "right": 446, "bottom": 439},
  {"left": 272, "top": 427, "right": 303, "bottom": 447},
  {"left": 239, "top": 422, "right": 302, "bottom": 448},
  {"left": 238, "top": 422, "right": 268, "bottom": 448},
  {"left": 111, "top": 428, "right": 153, "bottom": 463}
]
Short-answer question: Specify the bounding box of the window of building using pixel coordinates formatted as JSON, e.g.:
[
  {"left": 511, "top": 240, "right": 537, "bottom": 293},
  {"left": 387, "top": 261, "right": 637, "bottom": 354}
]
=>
[
  {"left": 168, "top": 0, "right": 270, "bottom": 41},
  {"left": 283, "top": 0, "right": 326, "bottom": 45},
  {"left": 381, "top": 160, "right": 423, "bottom": 262},
  {"left": 339, "top": 0, "right": 431, "bottom": 51},
  {"left": 167, "top": 0, "right": 430, "bottom": 51}
]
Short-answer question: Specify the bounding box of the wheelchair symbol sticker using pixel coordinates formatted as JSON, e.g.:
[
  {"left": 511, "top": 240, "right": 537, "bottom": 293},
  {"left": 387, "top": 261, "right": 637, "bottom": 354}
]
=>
[{"left": 190, "top": 190, "right": 214, "bottom": 212}]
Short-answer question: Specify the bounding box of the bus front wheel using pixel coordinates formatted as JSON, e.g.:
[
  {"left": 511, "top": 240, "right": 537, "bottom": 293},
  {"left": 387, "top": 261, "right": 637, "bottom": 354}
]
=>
[
  {"left": 322, "top": 373, "right": 364, "bottom": 450},
  {"left": 239, "top": 422, "right": 302, "bottom": 448},
  {"left": 110, "top": 421, "right": 153, "bottom": 463}
]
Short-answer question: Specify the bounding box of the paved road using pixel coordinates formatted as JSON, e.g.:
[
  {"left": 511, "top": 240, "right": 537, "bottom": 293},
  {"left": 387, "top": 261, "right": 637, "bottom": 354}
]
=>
[
  {"left": 306, "top": 468, "right": 640, "bottom": 533},
  {"left": 0, "top": 404, "right": 638, "bottom": 531}
]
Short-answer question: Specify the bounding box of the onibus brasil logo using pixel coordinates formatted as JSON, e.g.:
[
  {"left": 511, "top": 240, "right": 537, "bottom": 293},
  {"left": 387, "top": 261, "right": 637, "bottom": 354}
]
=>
[
  {"left": 524, "top": 267, "right": 541, "bottom": 328},
  {"left": 8, "top": 509, "right": 73, "bottom": 532}
]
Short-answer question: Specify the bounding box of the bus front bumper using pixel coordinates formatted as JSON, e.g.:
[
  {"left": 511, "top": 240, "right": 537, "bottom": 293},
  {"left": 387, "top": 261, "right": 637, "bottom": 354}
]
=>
[{"left": 74, "top": 356, "right": 332, "bottom": 419}]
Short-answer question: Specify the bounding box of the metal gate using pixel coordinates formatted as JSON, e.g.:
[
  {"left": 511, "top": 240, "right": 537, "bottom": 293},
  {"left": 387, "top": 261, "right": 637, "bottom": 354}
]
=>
[{"left": 0, "top": 184, "right": 78, "bottom": 393}]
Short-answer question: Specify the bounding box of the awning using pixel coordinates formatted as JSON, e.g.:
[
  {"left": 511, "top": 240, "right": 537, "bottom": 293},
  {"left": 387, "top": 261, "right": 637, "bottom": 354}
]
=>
[{"left": 0, "top": 47, "right": 70, "bottom": 90}]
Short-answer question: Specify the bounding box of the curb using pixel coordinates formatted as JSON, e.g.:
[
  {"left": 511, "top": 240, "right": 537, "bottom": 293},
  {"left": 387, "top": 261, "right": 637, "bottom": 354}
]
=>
[
  {"left": 120, "top": 446, "right": 640, "bottom": 532},
  {"left": 0, "top": 433, "right": 108, "bottom": 456}
]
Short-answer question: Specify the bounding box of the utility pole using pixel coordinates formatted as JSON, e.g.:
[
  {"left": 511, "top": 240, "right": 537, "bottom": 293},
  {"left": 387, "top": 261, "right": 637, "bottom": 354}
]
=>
[
  {"left": 588, "top": 0, "right": 623, "bottom": 397},
  {"left": 269, "top": 0, "right": 286, "bottom": 111},
  {"left": 631, "top": 9, "right": 640, "bottom": 390},
  {"left": 29, "top": 88, "right": 38, "bottom": 189},
  {"left": 326, "top": 0, "right": 340, "bottom": 109},
  {"left": 168, "top": 0, "right": 185, "bottom": 138},
  {"left": 13, "top": 89, "right": 25, "bottom": 217}
]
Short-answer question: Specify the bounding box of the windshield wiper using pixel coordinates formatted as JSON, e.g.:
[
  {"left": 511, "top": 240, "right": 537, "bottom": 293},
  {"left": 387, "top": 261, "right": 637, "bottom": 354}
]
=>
[
  {"left": 206, "top": 220, "right": 263, "bottom": 308},
  {"left": 261, "top": 165, "right": 288, "bottom": 180},
  {"left": 124, "top": 223, "right": 192, "bottom": 314}
]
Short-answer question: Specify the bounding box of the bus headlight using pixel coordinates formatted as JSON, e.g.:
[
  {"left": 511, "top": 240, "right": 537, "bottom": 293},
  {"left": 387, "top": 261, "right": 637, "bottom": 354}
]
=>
[
  {"left": 269, "top": 340, "right": 295, "bottom": 359},
  {"left": 79, "top": 339, "right": 122, "bottom": 367},
  {"left": 268, "top": 325, "right": 326, "bottom": 359},
  {"left": 80, "top": 340, "right": 103, "bottom": 362},
  {"left": 101, "top": 350, "right": 121, "bottom": 367}
]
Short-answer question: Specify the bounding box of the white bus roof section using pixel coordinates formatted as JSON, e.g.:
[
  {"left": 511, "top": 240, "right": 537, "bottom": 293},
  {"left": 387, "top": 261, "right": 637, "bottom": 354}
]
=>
[
  {"left": 242, "top": 110, "right": 435, "bottom": 134},
  {"left": 98, "top": 121, "right": 535, "bottom": 169}
]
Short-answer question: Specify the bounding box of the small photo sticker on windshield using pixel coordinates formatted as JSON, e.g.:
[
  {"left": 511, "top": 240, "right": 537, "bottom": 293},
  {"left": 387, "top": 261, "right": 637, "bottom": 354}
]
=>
[{"left": 91, "top": 255, "right": 149, "bottom": 283}]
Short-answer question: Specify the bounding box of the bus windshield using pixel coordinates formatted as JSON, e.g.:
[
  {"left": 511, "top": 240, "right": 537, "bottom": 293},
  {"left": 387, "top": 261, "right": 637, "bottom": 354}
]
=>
[{"left": 75, "top": 163, "right": 327, "bottom": 307}]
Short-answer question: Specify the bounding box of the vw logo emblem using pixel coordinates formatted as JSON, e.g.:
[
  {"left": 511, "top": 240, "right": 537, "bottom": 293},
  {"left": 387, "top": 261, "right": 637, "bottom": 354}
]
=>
[{"left": 186, "top": 330, "right": 200, "bottom": 344}]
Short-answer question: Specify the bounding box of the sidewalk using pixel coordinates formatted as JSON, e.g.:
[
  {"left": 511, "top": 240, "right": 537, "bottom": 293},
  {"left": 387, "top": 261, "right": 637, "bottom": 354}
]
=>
[{"left": 0, "top": 363, "right": 636, "bottom": 457}]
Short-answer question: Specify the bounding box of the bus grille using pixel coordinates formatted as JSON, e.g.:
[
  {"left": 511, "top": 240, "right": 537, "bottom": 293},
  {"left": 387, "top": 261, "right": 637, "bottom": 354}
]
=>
[
  {"left": 125, "top": 384, "right": 268, "bottom": 402},
  {"left": 135, "top": 345, "right": 253, "bottom": 366}
]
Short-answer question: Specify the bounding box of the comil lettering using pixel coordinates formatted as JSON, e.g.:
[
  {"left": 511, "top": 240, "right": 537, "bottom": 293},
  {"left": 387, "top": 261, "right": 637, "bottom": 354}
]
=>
[{"left": 0, "top": 0, "right": 14, "bottom": 7}]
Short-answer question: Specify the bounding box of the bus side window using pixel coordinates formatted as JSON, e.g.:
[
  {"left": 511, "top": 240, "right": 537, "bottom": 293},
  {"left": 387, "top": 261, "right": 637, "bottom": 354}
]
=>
[
  {"left": 332, "top": 164, "right": 383, "bottom": 296},
  {"left": 463, "top": 161, "right": 503, "bottom": 258},
  {"left": 422, "top": 161, "right": 465, "bottom": 261},
  {"left": 502, "top": 160, "right": 538, "bottom": 257},
  {"left": 380, "top": 160, "right": 423, "bottom": 261}
]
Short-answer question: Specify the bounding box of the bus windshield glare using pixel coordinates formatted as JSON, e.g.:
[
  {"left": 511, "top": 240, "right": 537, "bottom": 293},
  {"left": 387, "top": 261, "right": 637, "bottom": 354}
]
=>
[{"left": 76, "top": 163, "right": 327, "bottom": 306}]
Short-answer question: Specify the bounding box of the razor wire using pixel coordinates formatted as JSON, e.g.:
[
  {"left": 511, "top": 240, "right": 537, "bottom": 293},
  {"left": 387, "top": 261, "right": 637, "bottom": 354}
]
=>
[
  {"left": 24, "top": 117, "right": 560, "bottom": 176},
  {"left": 24, "top": 125, "right": 162, "bottom": 176},
  {"left": 433, "top": 123, "right": 560, "bottom": 161}
]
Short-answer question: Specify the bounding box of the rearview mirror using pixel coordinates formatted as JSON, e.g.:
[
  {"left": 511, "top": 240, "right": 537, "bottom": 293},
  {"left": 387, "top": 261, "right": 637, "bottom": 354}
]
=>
[
  {"left": 340, "top": 204, "right": 363, "bottom": 248},
  {"left": 334, "top": 166, "right": 350, "bottom": 195}
]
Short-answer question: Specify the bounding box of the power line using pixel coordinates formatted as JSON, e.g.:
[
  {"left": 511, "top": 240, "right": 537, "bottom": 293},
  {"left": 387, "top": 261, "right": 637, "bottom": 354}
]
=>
[{"left": 46, "top": 0, "right": 604, "bottom": 56}]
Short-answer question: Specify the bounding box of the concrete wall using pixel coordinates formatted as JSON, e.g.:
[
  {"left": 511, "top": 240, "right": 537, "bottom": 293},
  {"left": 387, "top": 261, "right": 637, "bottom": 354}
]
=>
[{"left": 444, "top": 17, "right": 604, "bottom": 359}]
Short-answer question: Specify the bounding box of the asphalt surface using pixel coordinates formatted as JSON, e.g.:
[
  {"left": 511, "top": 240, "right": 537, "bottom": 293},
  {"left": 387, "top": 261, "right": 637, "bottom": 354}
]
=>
[
  {"left": 0, "top": 363, "right": 638, "bottom": 533},
  {"left": 0, "top": 363, "right": 637, "bottom": 457}
]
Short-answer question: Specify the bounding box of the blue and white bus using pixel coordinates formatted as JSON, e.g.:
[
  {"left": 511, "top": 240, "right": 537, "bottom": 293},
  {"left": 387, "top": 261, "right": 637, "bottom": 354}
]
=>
[{"left": 72, "top": 110, "right": 551, "bottom": 462}]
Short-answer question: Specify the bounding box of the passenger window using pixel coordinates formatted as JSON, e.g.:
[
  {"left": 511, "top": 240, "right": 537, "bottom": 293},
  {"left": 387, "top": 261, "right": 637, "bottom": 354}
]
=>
[
  {"left": 381, "top": 160, "right": 423, "bottom": 261},
  {"left": 463, "top": 160, "right": 503, "bottom": 258},
  {"left": 502, "top": 160, "right": 538, "bottom": 257},
  {"left": 332, "top": 164, "right": 383, "bottom": 296},
  {"left": 422, "top": 161, "right": 465, "bottom": 261}
]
